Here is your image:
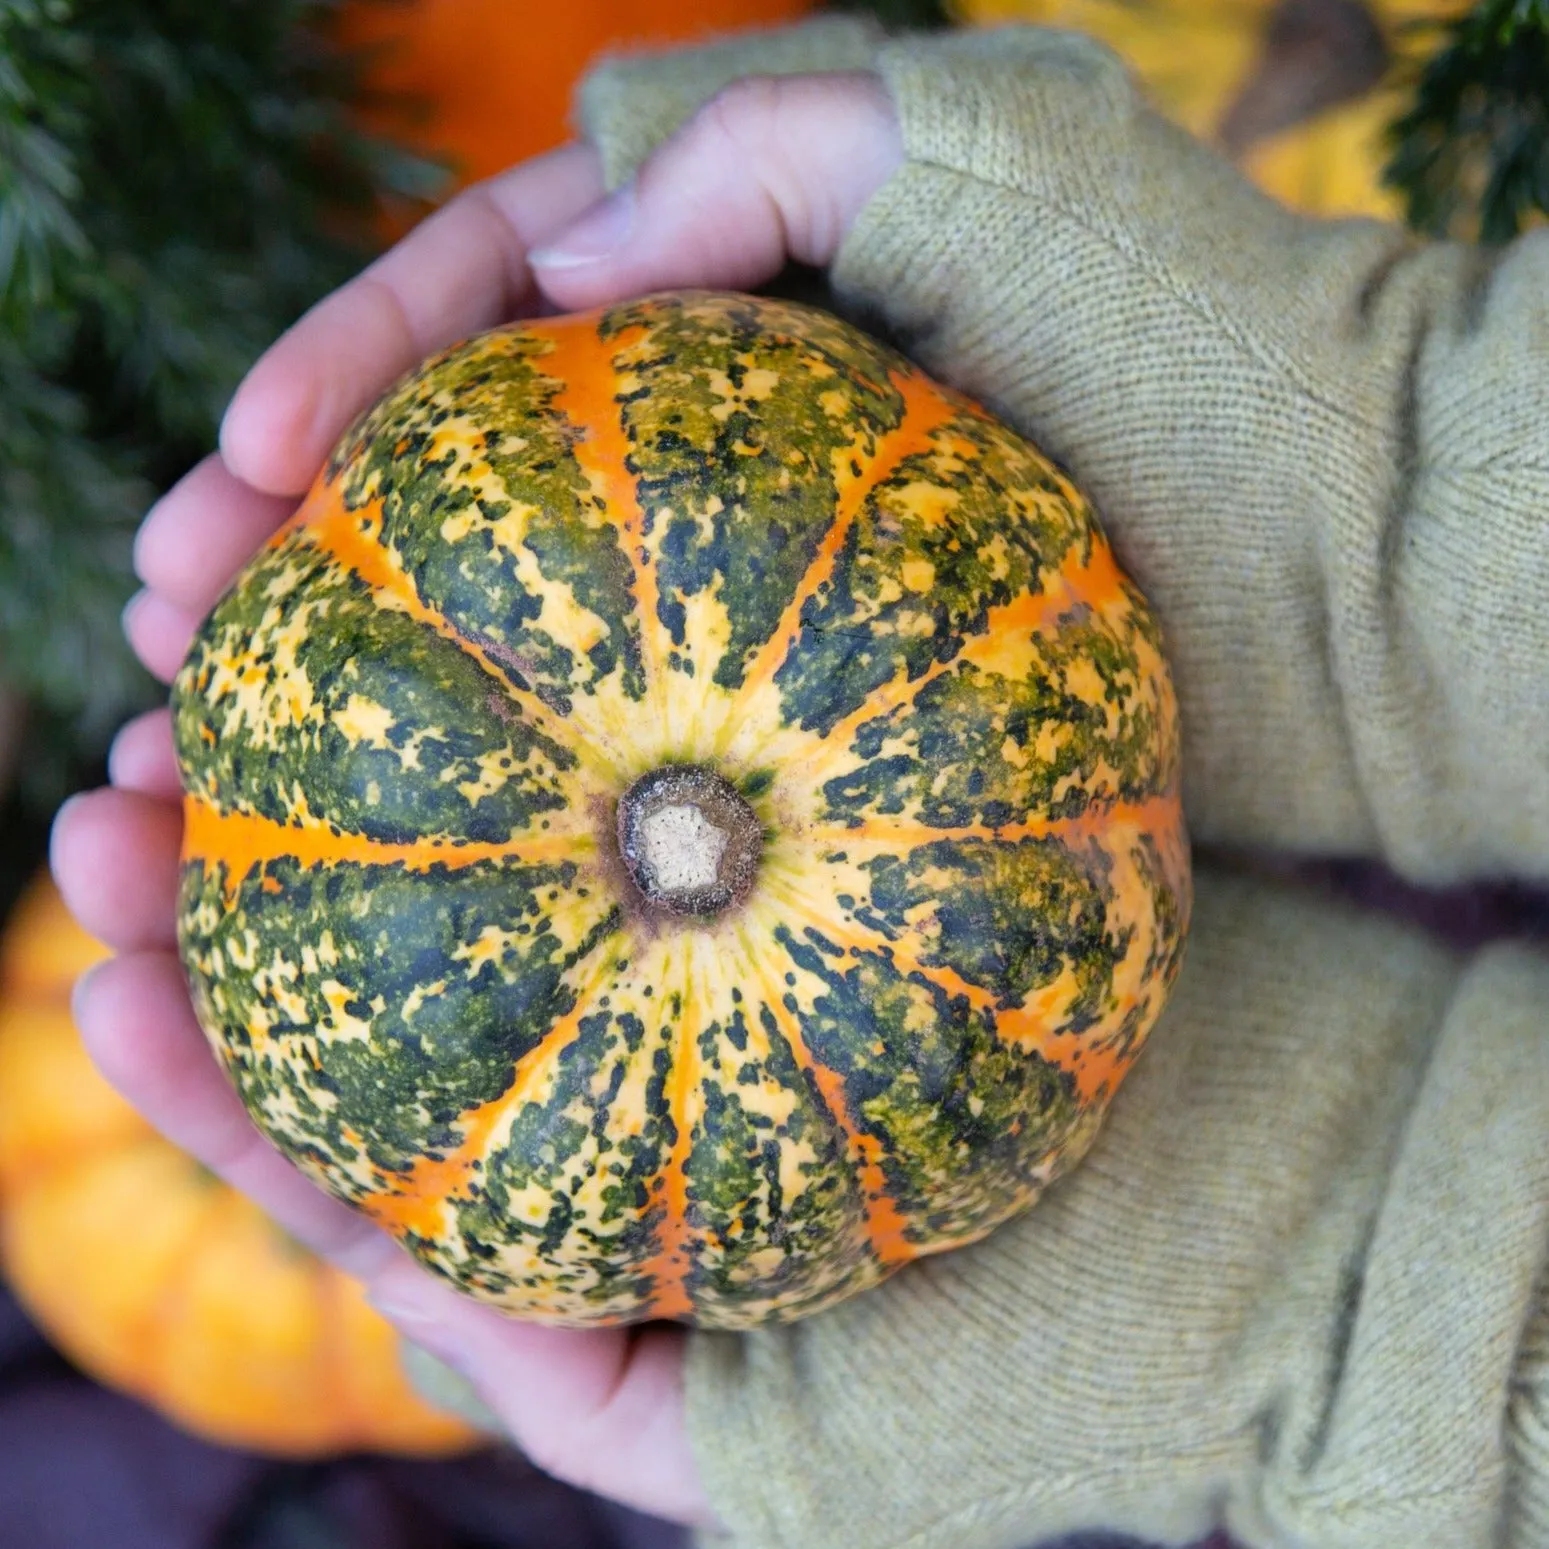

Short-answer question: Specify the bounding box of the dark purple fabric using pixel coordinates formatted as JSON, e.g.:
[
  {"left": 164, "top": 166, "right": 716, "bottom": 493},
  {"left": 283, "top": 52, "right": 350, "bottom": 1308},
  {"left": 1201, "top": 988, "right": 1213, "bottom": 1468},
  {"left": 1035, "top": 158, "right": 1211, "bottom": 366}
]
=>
[
  {"left": 0, "top": 1373, "right": 263, "bottom": 1549},
  {"left": 0, "top": 1289, "right": 1254, "bottom": 1549},
  {"left": 0, "top": 1285, "right": 689, "bottom": 1549},
  {"left": 1283, "top": 856, "right": 1549, "bottom": 951},
  {"left": 0, "top": 1276, "right": 1227, "bottom": 1549}
]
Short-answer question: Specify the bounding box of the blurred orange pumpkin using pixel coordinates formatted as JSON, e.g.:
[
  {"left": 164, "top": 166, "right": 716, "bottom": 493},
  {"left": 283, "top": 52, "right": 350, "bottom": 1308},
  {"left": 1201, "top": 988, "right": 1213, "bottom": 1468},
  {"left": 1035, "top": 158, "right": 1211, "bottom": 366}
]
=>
[
  {"left": 0, "top": 874, "right": 479, "bottom": 1459},
  {"left": 339, "top": 0, "right": 817, "bottom": 191}
]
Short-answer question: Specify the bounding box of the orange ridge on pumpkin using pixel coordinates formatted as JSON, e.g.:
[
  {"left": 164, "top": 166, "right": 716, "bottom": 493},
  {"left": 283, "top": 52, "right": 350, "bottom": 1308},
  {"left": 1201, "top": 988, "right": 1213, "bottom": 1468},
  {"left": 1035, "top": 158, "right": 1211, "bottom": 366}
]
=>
[
  {"left": 361, "top": 958, "right": 617, "bottom": 1242},
  {"left": 785, "top": 541, "right": 1130, "bottom": 788},
  {"left": 645, "top": 954, "right": 701, "bottom": 1321},
  {"left": 291, "top": 477, "right": 607, "bottom": 777},
  {"left": 806, "top": 792, "right": 1182, "bottom": 853},
  {"left": 999, "top": 998, "right": 1136, "bottom": 1106},
  {"left": 181, "top": 795, "right": 592, "bottom": 904},
  {"left": 719, "top": 371, "right": 965, "bottom": 742},
  {"left": 999, "top": 797, "right": 1190, "bottom": 1102},
  {"left": 769, "top": 793, "right": 1184, "bottom": 1094},
  {"left": 748, "top": 952, "right": 918, "bottom": 1268},
  {"left": 536, "top": 311, "right": 672, "bottom": 695},
  {"left": 763, "top": 873, "right": 1001, "bottom": 1016}
]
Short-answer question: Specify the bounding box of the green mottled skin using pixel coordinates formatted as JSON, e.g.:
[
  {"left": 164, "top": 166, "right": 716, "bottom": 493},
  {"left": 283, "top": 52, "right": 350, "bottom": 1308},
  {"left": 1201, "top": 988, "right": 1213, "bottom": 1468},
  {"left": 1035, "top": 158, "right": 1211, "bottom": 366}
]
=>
[
  {"left": 777, "top": 411, "right": 1099, "bottom": 737},
  {"left": 826, "top": 593, "right": 1169, "bottom": 828},
  {"left": 173, "top": 291, "right": 1190, "bottom": 1329},
  {"left": 174, "top": 532, "right": 577, "bottom": 845},
  {"left": 326, "top": 328, "right": 646, "bottom": 714},
  {"left": 603, "top": 294, "right": 905, "bottom": 691},
  {"left": 179, "top": 855, "right": 613, "bottom": 1180}
]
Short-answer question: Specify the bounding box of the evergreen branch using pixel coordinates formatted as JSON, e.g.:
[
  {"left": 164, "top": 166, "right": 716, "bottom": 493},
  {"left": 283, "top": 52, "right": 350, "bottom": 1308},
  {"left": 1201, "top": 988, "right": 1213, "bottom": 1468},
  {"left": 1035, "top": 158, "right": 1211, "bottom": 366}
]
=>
[
  {"left": 0, "top": 2, "right": 446, "bottom": 801},
  {"left": 1385, "top": 0, "right": 1549, "bottom": 241},
  {"left": 0, "top": 342, "right": 150, "bottom": 736}
]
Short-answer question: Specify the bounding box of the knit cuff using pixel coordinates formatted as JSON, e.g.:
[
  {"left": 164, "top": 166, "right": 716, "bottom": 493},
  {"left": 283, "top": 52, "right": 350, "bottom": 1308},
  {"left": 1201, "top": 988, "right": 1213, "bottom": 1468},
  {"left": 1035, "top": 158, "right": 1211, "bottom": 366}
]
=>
[
  {"left": 576, "top": 14, "right": 885, "bottom": 190},
  {"left": 835, "top": 31, "right": 1549, "bottom": 883}
]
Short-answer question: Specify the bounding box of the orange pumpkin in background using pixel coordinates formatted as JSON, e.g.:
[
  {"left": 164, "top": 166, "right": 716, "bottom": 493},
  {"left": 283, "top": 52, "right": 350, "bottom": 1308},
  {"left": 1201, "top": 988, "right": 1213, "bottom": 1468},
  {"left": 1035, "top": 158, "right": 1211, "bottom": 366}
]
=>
[
  {"left": 338, "top": 0, "right": 817, "bottom": 190},
  {"left": 0, "top": 874, "right": 479, "bottom": 1459}
]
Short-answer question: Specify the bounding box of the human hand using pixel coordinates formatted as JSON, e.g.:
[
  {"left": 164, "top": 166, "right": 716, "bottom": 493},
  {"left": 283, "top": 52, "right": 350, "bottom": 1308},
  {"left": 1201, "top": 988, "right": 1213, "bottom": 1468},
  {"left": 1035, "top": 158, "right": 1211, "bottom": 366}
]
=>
[{"left": 53, "top": 73, "right": 902, "bottom": 1530}]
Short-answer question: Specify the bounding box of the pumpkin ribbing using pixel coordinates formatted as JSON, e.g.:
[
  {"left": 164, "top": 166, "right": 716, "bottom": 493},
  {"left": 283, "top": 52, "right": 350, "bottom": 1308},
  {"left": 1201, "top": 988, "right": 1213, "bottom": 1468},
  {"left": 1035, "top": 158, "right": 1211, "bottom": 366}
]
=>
[{"left": 173, "top": 291, "right": 1189, "bottom": 1330}]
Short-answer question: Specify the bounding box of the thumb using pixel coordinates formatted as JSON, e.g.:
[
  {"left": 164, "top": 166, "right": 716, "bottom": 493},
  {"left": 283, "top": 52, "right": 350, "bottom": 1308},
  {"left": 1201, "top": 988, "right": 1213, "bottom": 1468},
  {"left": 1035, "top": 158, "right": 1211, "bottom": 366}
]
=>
[
  {"left": 528, "top": 71, "right": 901, "bottom": 306},
  {"left": 366, "top": 1257, "right": 710, "bottom": 1527}
]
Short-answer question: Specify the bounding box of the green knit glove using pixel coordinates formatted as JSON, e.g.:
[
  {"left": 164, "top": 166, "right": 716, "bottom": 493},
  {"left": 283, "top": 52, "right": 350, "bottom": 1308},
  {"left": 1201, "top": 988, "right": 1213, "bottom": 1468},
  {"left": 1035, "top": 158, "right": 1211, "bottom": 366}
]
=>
[{"left": 576, "top": 21, "right": 1549, "bottom": 1549}]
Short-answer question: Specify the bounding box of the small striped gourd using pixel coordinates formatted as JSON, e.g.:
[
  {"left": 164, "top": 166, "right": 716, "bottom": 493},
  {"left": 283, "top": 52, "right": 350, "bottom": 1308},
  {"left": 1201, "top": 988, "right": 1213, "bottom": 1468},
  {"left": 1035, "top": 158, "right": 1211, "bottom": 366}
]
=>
[{"left": 173, "top": 292, "right": 1190, "bottom": 1329}]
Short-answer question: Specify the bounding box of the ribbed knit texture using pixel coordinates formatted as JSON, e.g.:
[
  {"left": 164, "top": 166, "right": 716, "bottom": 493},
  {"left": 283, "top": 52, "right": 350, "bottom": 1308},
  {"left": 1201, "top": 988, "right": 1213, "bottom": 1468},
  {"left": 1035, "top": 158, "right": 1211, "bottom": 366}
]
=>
[{"left": 579, "top": 23, "right": 1549, "bottom": 1549}]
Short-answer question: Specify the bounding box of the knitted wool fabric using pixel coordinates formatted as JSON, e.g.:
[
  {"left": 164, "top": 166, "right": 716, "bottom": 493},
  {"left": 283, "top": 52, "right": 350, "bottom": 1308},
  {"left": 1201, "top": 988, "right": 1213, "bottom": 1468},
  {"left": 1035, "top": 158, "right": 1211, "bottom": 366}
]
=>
[{"left": 577, "top": 20, "right": 1549, "bottom": 1549}]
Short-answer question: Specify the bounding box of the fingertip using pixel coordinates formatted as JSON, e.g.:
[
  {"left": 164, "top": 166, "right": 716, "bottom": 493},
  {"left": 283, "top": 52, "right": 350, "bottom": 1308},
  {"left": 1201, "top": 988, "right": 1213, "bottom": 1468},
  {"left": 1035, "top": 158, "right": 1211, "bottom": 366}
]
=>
[
  {"left": 219, "top": 343, "right": 323, "bottom": 497},
  {"left": 526, "top": 182, "right": 637, "bottom": 275},
  {"left": 49, "top": 786, "right": 183, "bottom": 953},
  {"left": 109, "top": 708, "right": 181, "bottom": 799},
  {"left": 123, "top": 589, "right": 202, "bottom": 684},
  {"left": 133, "top": 454, "right": 296, "bottom": 610},
  {"left": 533, "top": 71, "right": 900, "bottom": 313},
  {"left": 69, "top": 949, "right": 169, "bottom": 1074},
  {"left": 69, "top": 954, "right": 108, "bottom": 1030},
  {"left": 221, "top": 279, "right": 424, "bottom": 496},
  {"left": 48, "top": 789, "right": 88, "bottom": 894}
]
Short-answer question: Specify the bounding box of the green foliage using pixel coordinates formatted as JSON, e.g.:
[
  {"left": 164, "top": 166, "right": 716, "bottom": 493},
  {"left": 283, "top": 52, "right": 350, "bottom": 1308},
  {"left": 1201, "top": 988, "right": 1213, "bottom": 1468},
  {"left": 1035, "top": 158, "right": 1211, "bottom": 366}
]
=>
[
  {"left": 1386, "top": 0, "right": 1549, "bottom": 241},
  {"left": 0, "top": 0, "right": 440, "bottom": 800}
]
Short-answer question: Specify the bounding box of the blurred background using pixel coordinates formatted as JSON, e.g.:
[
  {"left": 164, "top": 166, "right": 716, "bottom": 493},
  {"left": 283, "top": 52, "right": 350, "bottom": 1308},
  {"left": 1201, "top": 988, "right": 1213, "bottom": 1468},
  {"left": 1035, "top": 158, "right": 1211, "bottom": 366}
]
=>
[{"left": 0, "top": 1, "right": 1544, "bottom": 1545}]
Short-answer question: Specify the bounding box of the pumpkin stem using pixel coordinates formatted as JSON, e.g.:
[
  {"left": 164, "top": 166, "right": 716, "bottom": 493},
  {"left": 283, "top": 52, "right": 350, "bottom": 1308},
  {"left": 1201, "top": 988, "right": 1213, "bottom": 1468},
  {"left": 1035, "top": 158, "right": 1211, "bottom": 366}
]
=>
[{"left": 616, "top": 765, "right": 762, "bottom": 918}]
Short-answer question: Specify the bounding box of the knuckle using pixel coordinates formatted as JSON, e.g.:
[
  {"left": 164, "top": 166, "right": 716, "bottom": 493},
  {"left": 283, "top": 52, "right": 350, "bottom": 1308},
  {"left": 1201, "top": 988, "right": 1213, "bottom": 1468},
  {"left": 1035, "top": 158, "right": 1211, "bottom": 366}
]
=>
[
  {"left": 689, "top": 76, "right": 813, "bottom": 252},
  {"left": 694, "top": 74, "right": 788, "bottom": 156}
]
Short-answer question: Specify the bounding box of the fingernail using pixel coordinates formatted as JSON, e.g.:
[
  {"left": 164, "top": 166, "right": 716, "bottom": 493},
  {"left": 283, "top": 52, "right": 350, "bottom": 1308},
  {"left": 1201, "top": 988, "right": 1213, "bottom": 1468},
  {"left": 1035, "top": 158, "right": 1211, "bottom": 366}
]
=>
[
  {"left": 49, "top": 792, "right": 86, "bottom": 868},
  {"left": 528, "top": 182, "right": 637, "bottom": 270}
]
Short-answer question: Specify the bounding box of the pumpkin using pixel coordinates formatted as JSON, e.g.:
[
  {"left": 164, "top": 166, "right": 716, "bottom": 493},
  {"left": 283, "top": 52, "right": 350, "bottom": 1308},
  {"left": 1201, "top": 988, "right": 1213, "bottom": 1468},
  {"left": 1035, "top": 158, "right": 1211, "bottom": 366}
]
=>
[
  {"left": 336, "top": 0, "right": 816, "bottom": 192},
  {"left": 0, "top": 874, "right": 478, "bottom": 1458},
  {"left": 172, "top": 290, "right": 1190, "bottom": 1330}
]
